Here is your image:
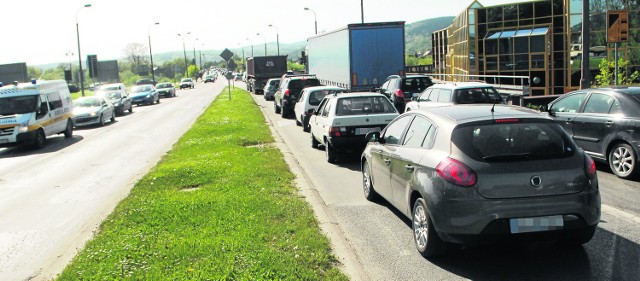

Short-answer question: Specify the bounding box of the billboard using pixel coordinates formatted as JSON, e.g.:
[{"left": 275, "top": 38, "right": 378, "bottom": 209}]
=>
[
  {"left": 97, "top": 60, "right": 119, "bottom": 82},
  {"left": 0, "top": 62, "right": 29, "bottom": 85}
]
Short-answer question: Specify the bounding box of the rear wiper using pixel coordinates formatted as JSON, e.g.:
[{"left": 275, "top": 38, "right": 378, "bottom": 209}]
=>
[{"left": 483, "top": 153, "right": 532, "bottom": 161}]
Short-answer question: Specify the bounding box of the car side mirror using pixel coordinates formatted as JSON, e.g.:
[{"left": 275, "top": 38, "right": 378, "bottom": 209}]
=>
[
  {"left": 365, "top": 131, "right": 382, "bottom": 143},
  {"left": 37, "top": 103, "right": 48, "bottom": 115},
  {"left": 539, "top": 105, "right": 548, "bottom": 112}
]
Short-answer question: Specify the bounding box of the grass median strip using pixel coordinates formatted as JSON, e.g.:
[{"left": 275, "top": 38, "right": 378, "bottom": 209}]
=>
[{"left": 57, "top": 87, "right": 348, "bottom": 280}]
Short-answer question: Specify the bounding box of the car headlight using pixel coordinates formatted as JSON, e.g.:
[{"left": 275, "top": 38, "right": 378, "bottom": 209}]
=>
[
  {"left": 18, "top": 123, "right": 29, "bottom": 133},
  {"left": 146, "top": 94, "right": 151, "bottom": 98},
  {"left": 90, "top": 111, "right": 97, "bottom": 116},
  {"left": 113, "top": 102, "right": 121, "bottom": 106}
]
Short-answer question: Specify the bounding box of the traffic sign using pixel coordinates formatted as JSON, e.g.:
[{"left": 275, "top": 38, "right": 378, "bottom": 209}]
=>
[
  {"left": 226, "top": 59, "right": 237, "bottom": 71},
  {"left": 225, "top": 72, "right": 234, "bottom": 80},
  {"left": 220, "top": 48, "right": 234, "bottom": 61}
]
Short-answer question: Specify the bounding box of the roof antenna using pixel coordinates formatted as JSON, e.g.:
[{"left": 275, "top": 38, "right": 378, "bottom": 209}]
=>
[{"left": 491, "top": 98, "right": 497, "bottom": 113}]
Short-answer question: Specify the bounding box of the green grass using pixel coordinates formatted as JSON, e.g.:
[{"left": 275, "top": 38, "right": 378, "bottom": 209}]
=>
[
  {"left": 71, "top": 90, "right": 94, "bottom": 100},
  {"left": 57, "top": 88, "right": 348, "bottom": 281}
]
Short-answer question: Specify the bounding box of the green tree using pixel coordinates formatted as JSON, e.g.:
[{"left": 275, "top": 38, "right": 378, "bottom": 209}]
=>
[
  {"left": 40, "top": 65, "right": 66, "bottom": 80},
  {"left": 187, "top": 65, "right": 200, "bottom": 78},
  {"left": 27, "top": 66, "right": 42, "bottom": 80},
  {"left": 287, "top": 61, "right": 304, "bottom": 71},
  {"left": 595, "top": 57, "right": 640, "bottom": 86}
]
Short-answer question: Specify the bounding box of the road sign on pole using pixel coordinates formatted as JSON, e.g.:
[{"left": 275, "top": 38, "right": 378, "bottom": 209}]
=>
[
  {"left": 607, "top": 10, "right": 629, "bottom": 43},
  {"left": 226, "top": 59, "right": 237, "bottom": 71},
  {"left": 220, "top": 48, "right": 234, "bottom": 61}
]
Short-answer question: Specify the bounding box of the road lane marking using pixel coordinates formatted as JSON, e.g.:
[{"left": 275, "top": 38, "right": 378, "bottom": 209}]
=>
[{"left": 601, "top": 204, "right": 640, "bottom": 226}]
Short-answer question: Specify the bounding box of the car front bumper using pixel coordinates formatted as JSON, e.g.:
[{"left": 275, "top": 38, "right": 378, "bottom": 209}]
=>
[{"left": 73, "top": 115, "right": 101, "bottom": 126}]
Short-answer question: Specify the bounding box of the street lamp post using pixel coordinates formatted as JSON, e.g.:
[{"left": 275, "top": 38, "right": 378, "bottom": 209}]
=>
[
  {"left": 257, "top": 33, "right": 267, "bottom": 56},
  {"left": 148, "top": 22, "right": 159, "bottom": 83},
  {"left": 193, "top": 38, "right": 197, "bottom": 66},
  {"left": 177, "top": 32, "right": 190, "bottom": 77},
  {"left": 304, "top": 7, "right": 317, "bottom": 35},
  {"left": 246, "top": 37, "right": 254, "bottom": 57},
  {"left": 76, "top": 3, "right": 92, "bottom": 96},
  {"left": 361, "top": 0, "right": 364, "bottom": 23},
  {"left": 269, "top": 24, "right": 280, "bottom": 56}
]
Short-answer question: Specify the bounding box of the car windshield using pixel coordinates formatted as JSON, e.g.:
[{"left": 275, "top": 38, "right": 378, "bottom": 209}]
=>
[
  {"left": 103, "top": 91, "right": 122, "bottom": 99},
  {"left": 0, "top": 95, "right": 38, "bottom": 115},
  {"left": 454, "top": 87, "right": 503, "bottom": 104},
  {"left": 156, "top": 83, "right": 172, "bottom": 88},
  {"left": 308, "top": 89, "right": 343, "bottom": 105},
  {"left": 452, "top": 120, "right": 576, "bottom": 162},
  {"left": 335, "top": 96, "right": 396, "bottom": 116},
  {"left": 100, "top": 86, "right": 120, "bottom": 91},
  {"left": 288, "top": 79, "right": 321, "bottom": 97},
  {"left": 132, "top": 86, "right": 151, "bottom": 93},
  {"left": 74, "top": 98, "right": 101, "bottom": 107},
  {"left": 181, "top": 79, "right": 191, "bottom": 83}
]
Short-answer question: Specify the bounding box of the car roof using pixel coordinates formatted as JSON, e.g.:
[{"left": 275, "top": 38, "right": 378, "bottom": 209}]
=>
[
  {"left": 429, "top": 82, "right": 494, "bottom": 90},
  {"left": 328, "top": 92, "right": 385, "bottom": 99},
  {"left": 303, "top": 86, "right": 344, "bottom": 92},
  {"left": 412, "top": 104, "right": 548, "bottom": 126},
  {"left": 587, "top": 86, "right": 640, "bottom": 95}
]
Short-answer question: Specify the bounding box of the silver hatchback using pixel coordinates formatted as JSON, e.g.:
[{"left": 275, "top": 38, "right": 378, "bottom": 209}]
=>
[{"left": 361, "top": 104, "right": 601, "bottom": 257}]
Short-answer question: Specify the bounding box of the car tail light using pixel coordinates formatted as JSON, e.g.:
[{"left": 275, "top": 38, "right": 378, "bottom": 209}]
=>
[
  {"left": 284, "top": 89, "right": 290, "bottom": 96},
  {"left": 436, "top": 158, "right": 477, "bottom": 187},
  {"left": 329, "top": 126, "right": 346, "bottom": 137},
  {"left": 394, "top": 89, "right": 404, "bottom": 98},
  {"left": 585, "top": 155, "right": 597, "bottom": 180}
]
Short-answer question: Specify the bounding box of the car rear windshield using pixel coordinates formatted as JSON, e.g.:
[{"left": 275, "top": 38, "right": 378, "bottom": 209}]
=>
[
  {"left": 400, "top": 77, "right": 433, "bottom": 93},
  {"left": 453, "top": 87, "right": 503, "bottom": 104},
  {"left": 451, "top": 120, "right": 576, "bottom": 162},
  {"left": 335, "top": 96, "right": 396, "bottom": 116},
  {"left": 288, "top": 79, "right": 321, "bottom": 97},
  {"left": 630, "top": 93, "right": 640, "bottom": 103},
  {"left": 308, "top": 90, "right": 344, "bottom": 106},
  {"left": 156, "top": 83, "right": 172, "bottom": 88}
]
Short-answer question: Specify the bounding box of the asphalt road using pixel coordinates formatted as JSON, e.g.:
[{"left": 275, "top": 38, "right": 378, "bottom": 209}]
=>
[
  {"left": 0, "top": 80, "right": 223, "bottom": 281},
  {"left": 248, "top": 83, "right": 640, "bottom": 281}
]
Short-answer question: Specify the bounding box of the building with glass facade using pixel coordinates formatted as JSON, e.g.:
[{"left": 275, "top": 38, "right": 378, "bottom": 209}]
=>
[{"left": 432, "top": 0, "right": 639, "bottom": 96}]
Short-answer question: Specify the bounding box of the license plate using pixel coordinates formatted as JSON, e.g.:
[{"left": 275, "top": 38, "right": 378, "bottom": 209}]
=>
[
  {"left": 355, "top": 127, "right": 379, "bottom": 135},
  {"left": 509, "top": 215, "right": 563, "bottom": 234},
  {"left": 0, "top": 139, "right": 8, "bottom": 144}
]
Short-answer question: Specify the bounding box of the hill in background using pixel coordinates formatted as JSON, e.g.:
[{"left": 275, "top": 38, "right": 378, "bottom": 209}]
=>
[{"left": 405, "top": 16, "right": 455, "bottom": 56}]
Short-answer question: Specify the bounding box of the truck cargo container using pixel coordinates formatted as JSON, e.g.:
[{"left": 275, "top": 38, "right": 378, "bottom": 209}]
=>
[
  {"left": 306, "top": 21, "right": 405, "bottom": 91},
  {"left": 246, "top": 56, "right": 288, "bottom": 94}
]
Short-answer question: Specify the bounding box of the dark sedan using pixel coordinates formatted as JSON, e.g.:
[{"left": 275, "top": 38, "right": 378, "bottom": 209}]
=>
[
  {"left": 540, "top": 87, "right": 640, "bottom": 179},
  {"left": 97, "top": 90, "right": 132, "bottom": 115},
  {"left": 361, "top": 105, "right": 600, "bottom": 257},
  {"left": 156, "top": 82, "right": 176, "bottom": 98}
]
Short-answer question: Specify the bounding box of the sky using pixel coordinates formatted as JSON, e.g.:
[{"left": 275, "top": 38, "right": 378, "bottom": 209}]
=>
[{"left": 0, "top": 0, "right": 530, "bottom": 66}]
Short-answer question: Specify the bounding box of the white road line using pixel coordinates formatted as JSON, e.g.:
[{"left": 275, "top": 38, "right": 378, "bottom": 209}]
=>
[{"left": 601, "top": 204, "right": 640, "bottom": 226}]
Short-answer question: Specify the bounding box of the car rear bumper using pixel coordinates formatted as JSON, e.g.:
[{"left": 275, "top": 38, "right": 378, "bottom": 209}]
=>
[
  {"left": 426, "top": 186, "right": 601, "bottom": 245},
  {"left": 328, "top": 135, "right": 369, "bottom": 152}
]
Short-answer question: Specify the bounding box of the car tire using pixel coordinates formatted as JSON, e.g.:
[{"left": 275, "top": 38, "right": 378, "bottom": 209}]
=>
[
  {"left": 274, "top": 101, "right": 281, "bottom": 114},
  {"left": 64, "top": 120, "right": 73, "bottom": 138},
  {"left": 362, "top": 160, "right": 379, "bottom": 201},
  {"left": 110, "top": 112, "right": 116, "bottom": 122},
  {"left": 609, "top": 143, "right": 638, "bottom": 179},
  {"left": 157, "top": 96, "right": 161, "bottom": 104},
  {"left": 32, "top": 129, "right": 46, "bottom": 149},
  {"left": 296, "top": 116, "right": 302, "bottom": 126},
  {"left": 412, "top": 198, "right": 447, "bottom": 258},
  {"left": 281, "top": 106, "right": 288, "bottom": 118},
  {"left": 311, "top": 133, "right": 320, "bottom": 149},
  {"left": 129, "top": 105, "right": 133, "bottom": 113},
  {"left": 303, "top": 121, "right": 310, "bottom": 133},
  {"left": 325, "top": 142, "right": 338, "bottom": 163},
  {"left": 99, "top": 114, "right": 105, "bottom": 126}
]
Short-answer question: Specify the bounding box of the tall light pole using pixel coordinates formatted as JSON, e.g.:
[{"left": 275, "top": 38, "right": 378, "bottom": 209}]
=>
[
  {"left": 148, "top": 22, "right": 159, "bottom": 83},
  {"left": 238, "top": 43, "right": 245, "bottom": 70},
  {"left": 193, "top": 38, "right": 198, "bottom": 66},
  {"left": 177, "top": 32, "right": 190, "bottom": 77},
  {"left": 246, "top": 37, "right": 254, "bottom": 57},
  {"left": 304, "top": 7, "right": 317, "bottom": 35},
  {"left": 76, "top": 3, "right": 92, "bottom": 96},
  {"left": 269, "top": 24, "right": 280, "bottom": 56},
  {"left": 361, "top": 0, "right": 364, "bottom": 23},
  {"left": 257, "top": 33, "right": 267, "bottom": 56}
]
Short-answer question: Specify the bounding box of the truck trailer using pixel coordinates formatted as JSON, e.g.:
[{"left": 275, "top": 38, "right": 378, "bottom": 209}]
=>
[
  {"left": 246, "top": 56, "right": 288, "bottom": 94},
  {"left": 306, "top": 21, "right": 406, "bottom": 92}
]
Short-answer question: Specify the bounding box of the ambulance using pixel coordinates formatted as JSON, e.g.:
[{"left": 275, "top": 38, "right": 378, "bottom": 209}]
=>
[{"left": 0, "top": 80, "right": 74, "bottom": 149}]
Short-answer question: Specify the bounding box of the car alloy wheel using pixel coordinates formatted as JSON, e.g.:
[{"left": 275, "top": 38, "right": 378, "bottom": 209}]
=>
[
  {"left": 362, "top": 160, "right": 378, "bottom": 201},
  {"left": 609, "top": 143, "right": 637, "bottom": 179},
  {"left": 412, "top": 198, "right": 446, "bottom": 258},
  {"left": 32, "top": 129, "right": 46, "bottom": 149},
  {"left": 99, "top": 114, "right": 105, "bottom": 126}
]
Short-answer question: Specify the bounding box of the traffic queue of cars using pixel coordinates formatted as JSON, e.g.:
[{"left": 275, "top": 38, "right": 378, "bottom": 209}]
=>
[{"left": 248, "top": 72, "right": 640, "bottom": 258}]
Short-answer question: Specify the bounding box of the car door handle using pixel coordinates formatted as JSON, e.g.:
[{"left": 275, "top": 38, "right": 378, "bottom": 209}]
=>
[
  {"left": 605, "top": 120, "right": 614, "bottom": 126},
  {"left": 405, "top": 164, "right": 415, "bottom": 172},
  {"left": 384, "top": 159, "right": 391, "bottom": 165}
]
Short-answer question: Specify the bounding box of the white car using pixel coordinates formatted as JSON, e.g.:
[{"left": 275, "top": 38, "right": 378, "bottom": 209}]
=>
[
  {"left": 179, "top": 78, "right": 194, "bottom": 89},
  {"left": 294, "top": 86, "right": 345, "bottom": 132},
  {"left": 404, "top": 82, "right": 504, "bottom": 112},
  {"left": 309, "top": 92, "right": 399, "bottom": 163}
]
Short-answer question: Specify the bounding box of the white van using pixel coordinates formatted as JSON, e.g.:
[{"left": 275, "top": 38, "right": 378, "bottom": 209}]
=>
[{"left": 0, "top": 80, "right": 74, "bottom": 149}]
